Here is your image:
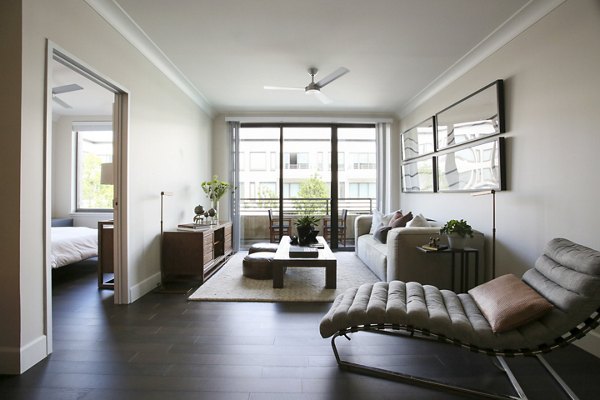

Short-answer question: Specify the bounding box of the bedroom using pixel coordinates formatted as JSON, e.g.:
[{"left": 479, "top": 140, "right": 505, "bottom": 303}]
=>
[{"left": 50, "top": 57, "right": 116, "bottom": 289}]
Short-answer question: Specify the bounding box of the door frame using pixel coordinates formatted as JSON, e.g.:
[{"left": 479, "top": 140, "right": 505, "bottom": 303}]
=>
[
  {"left": 43, "top": 41, "right": 130, "bottom": 353},
  {"left": 237, "top": 122, "right": 375, "bottom": 250}
]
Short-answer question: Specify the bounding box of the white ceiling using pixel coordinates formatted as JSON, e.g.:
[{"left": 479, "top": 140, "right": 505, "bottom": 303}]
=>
[
  {"left": 51, "top": 60, "right": 114, "bottom": 119},
  {"left": 76, "top": 0, "right": 563, "bottom": 117}
]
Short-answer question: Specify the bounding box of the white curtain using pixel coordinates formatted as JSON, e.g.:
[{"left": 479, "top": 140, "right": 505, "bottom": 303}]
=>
[
  {"left": 376, "top": 122, "right": 391, "bottom": 213},
  {"left": 228, "top": 121, "right": 241, "bottom": 251}
]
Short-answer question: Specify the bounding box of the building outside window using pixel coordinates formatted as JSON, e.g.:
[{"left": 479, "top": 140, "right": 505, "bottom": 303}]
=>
[
  {"left": 351, "top": 152, "right": 376, "bottom": 169},
  {"left": 349, "top": 182, "right": 376, "bottom": 198},
  {"left": 249, "top": 152, "right": 267, "bottom": 171},
  {"left": 283, "top": 182, "right": 301, "bottom": 197},
  {"left": 284, "top": 152, "right": 309, "bottom": 169}
]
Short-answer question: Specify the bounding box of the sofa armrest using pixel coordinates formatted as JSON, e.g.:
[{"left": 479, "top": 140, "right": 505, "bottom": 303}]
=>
[
  {"left": 355, "top": 214, "right": 372, "bottom": 237},
  {"left": 354, "top": 214, "right": 373, "bottom": 254}
]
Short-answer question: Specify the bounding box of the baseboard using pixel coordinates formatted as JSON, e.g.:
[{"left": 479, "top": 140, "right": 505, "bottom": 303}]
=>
[
  {"left": 575, "top": 328, "right": 600, "bottom": 359},
  {"left": 129, "top": 272, "right": 161, "bottom": 302},
  {"left": 0, "top": 335, "right": 48, "bottom": 374}
]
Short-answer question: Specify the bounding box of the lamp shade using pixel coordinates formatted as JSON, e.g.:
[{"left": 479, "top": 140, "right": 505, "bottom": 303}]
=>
[{"left": 100, "top": 162, "right": 114, "bottom": 185}]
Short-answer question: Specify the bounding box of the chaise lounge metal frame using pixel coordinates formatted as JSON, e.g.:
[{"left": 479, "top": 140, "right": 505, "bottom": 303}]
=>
[{"left": 320, "top": 238, "right": 600, "bottom": 399}]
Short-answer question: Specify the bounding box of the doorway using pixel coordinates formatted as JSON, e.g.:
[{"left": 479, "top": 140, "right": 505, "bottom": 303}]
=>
[{"left": 44, "top": 42, "right": 129, "bottom": 353}]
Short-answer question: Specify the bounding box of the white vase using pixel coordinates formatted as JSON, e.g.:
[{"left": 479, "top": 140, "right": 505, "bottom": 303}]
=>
[
  {"left": 448, "top": 234, "right": 466, "bottom": 250},
  {"left": 211, "top": 199, "right": 219, "bottom": 224}
]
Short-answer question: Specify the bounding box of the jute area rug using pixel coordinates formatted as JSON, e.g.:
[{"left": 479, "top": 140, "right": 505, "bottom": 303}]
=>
[{"left": 188, "top": 251, "right": 379, "bottom": 303}]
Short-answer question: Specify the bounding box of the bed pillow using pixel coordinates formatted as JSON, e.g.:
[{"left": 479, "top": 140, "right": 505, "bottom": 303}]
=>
[
  {"left": 373, "top": 225, "right": 392, "bottom": 244},
  {"left": 406, "top": 213, "right": 430, "bottom": 227},
  {"left": 390, "top": 212, "right": 413, "bottom": 228},
  {"left": 468, "top": 274, "right": 554, "bottom": 333}
]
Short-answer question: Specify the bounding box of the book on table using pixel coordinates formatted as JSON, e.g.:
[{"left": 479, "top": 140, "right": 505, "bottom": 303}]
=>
[
  {"left": 289, "top": 245, "right": 319, "bottom": 258},
  {"left": 177, "top": 223, "right": 211, "bottom": 232},
  {"left": 420, "top": 244, "right": 448, "bottom": 252}
]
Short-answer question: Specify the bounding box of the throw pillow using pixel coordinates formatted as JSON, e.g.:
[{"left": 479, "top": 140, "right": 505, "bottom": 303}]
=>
[
  {"left": 390, "top": 211, "right": 413, "bottom": 228},
  {"left": 387, "top": 210, "right": 404, "bottom": 226},
  {"left": 468, "top": 274, "right": 554, "bottom": 333},
  {"left": 369, "top": 210, "right": 399, "bottom": 234},
  {"left": 406, "top": 213, "right": 430, "bottom": 227},
  {"left": 373, "top": 225, "right": 392, "bottom": 244},
  {"left": 369, "top": 210, "right": 384, "bottom": 234}
]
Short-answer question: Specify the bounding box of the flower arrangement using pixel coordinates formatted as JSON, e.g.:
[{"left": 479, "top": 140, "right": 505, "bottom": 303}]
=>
[{"left": 201, "top": 175, "right": 232, "bottom": 203}]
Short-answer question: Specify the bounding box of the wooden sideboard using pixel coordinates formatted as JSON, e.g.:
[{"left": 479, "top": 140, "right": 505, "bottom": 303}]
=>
[
  {"left": 98, "top": 220, "right": 114, "bottom": 289},
  {"left": 161, "top": 222, "right": 233, "bottom": 284}
]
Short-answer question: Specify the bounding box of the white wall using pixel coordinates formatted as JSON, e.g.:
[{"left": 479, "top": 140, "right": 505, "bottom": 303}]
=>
[
  {"left": 399, "top": 0, "right": 600, "bottom": 356},
  {"left": 0, "top": 0, "right": 212, "bottom": 374},
  {"left": 0, "top": 0, "right": 23, "bottom": 375}
]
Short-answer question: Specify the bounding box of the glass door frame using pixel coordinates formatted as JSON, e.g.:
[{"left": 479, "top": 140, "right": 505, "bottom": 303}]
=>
[{"left": 239, "top": 122, "right": 375, "bottom": 250}]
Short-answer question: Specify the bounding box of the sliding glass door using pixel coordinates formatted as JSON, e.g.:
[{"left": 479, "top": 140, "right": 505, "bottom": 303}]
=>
[
  {"left": 282, "top": 126, "right": 331, "bottom": 245},
  {"left": 236, "top": 124, "right": 376, "bottom": 250}
]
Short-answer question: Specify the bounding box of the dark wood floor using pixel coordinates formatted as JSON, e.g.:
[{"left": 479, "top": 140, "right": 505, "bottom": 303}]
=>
[{"left": 1, "top": 263, "right": 600, "bottom": 399}]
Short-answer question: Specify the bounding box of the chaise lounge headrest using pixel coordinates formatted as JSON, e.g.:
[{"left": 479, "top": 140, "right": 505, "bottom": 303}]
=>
[
  {"left": 523, "top": 238, "right": 600, "bottom": 319},
  {"left": 543, "top": 238, "right": 600, "bottom": 276}
]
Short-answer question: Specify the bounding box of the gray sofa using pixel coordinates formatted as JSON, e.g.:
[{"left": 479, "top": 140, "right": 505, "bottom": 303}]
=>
[{"left": 354, "top": 214, "right": 485, "bottom": 290}]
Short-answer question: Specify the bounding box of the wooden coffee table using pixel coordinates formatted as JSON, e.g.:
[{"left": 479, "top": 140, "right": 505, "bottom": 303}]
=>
[{"left": 272, "top": 236, "right": 337, "bottom": 289}]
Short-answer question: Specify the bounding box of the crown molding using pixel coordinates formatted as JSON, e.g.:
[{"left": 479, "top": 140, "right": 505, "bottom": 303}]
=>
[
  {"left": 85, "top": 0, "right": 214, "bottom": 117},
  {"left": 398, "top": 0, "right": 566, "bottom": 118}
]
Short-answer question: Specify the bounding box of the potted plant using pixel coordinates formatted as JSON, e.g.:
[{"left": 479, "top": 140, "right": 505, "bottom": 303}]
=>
[
  {"left": 440, "top": 219, "right": 473, "bottom": 249},
  {"left": 201, "top": 175, "right": 233, "bottom": 222},
  {"left": 295, "top": 215, "right": 321, "bottom": 245}
]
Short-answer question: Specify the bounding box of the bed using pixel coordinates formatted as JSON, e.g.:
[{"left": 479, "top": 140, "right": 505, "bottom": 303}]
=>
[{"left": 51, "top": 218, "right": 98, "bottom": 269}]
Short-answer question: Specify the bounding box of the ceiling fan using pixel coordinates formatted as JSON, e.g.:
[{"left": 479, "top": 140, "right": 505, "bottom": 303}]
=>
[
  {"left": 264, "top": 67, "right": 350, "bottom": 104},
  {"left": 52, "top": 83, "right": 83, "bottom": 109}
]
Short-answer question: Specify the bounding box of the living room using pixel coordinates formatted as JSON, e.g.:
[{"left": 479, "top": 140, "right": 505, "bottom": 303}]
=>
[{"left": 2, "top": 0, "right": 600, "bottom": 397}]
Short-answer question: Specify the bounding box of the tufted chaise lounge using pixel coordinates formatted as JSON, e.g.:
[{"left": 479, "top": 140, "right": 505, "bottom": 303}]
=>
[{"left": 320, "top": 238, "right": 600, "bottom": 399}]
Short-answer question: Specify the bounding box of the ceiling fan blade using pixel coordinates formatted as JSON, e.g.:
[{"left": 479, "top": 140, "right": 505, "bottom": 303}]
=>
[
  {"left": 52, "top": 83, "right": 83, "bottom": 95},
  {"left": 315, "top": 67, "right": 350, "bottom": 88},
  {"left": 264, "top": 85, "right": 305, "bottom": 91},
  {"left": 53, "top": 96, "right": 72, "bottom": 109},
  {"left": 313, "top": 91, "right": 333, "bottom": 104}
]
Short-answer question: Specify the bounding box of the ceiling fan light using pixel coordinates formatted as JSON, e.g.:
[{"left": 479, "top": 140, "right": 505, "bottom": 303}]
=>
[{"left": 305, "top": 88, "right": 319, "bottom": 95}]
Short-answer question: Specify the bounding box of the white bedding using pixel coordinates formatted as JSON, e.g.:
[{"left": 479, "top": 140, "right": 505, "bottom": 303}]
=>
[{"left": 51, "top": 227, "right": 98, "bottom": 268}]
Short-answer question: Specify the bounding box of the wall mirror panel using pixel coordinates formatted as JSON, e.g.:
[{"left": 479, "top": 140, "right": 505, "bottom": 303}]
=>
[
  {"left": 401, "top": 117, "right": 435, "bottom": 160},
  {"left": 437, "top": 138, "right": 505, "bottom": 192},
  {"left": 436, "top": 80, "right": 504, "bottom": 150},
  {"left": 401, "top": 158, "right": 435, "bottom": 193}
]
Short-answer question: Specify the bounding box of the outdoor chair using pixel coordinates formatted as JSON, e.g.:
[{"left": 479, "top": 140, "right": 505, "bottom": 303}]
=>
[
  {"left": 267, "top": 209, "right": 291, "bottom": 243},
  {"left": 323, "top": 208, "right": 348, "bottom": 246},
  {"left": 319, "top": 238, "right": 600, "bottom": 399}
]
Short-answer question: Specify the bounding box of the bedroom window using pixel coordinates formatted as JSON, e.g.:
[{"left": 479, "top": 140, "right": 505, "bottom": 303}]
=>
[{"left": 74, "top": 123, "right": 113, "bottom": 211}]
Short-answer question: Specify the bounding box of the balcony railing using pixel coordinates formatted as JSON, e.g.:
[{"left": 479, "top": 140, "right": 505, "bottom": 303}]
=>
[
  {"left": 237, "top": 197, "right": 374, "bottom": 248},
  {"left": 239, "top": 197, "right": 374, "bottom": 216}
]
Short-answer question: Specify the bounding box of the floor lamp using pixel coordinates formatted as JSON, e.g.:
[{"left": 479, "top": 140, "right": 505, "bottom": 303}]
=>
[
  {"left": 473, "top": 189, "right": 496, "bottom": 279},
  {"left": 159, "top": 191, "right": 174, "bottom": 291},
  {"left": 160, "top": 191, "right": 173, "bottom": 237}
]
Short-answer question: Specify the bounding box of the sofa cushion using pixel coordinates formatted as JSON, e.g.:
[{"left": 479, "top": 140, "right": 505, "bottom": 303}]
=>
[
  {"left": 373, "top": 225, "right": 392, "bottom": 243},
  {"left": 388, "top": 211, "right": 404, "bottom": 226},
  {"left": 407, "top": 213, "right": 430, "bottom": 227},
  {"left": 469, "top": 274, "right": 554, "bottom": 333},
  {"left": 357, "top": 234, "right": 387, "bottom": 281},
  {"left": 369, "top": 210, "right": 397, "bottom": 234},
  {"left": 390, "top": 212, "right": 413, "bottom": 228}
]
